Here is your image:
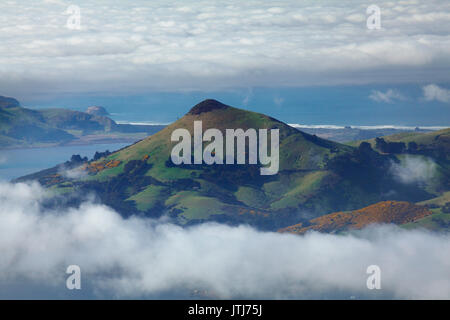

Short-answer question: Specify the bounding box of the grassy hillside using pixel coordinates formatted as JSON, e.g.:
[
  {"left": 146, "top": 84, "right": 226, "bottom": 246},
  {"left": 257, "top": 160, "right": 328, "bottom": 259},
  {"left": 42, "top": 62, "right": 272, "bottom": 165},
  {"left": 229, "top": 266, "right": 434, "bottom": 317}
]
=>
[
  {"left": 401, "top": 192, "right": 450, "bottom": 231},
  {"left": 16, "top": 99, "right": 446, "bottom": 230},
  {"left": 401, "top": 209, "right": 450, "bottom": 231}
]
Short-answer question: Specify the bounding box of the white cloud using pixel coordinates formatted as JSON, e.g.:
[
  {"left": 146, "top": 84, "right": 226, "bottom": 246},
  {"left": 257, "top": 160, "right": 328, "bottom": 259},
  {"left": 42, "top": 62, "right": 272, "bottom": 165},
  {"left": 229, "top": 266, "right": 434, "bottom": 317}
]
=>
[
  {"left": 423, "top": 84, "right": 450, "bottom": 103},
  {"left": 242, "top": 87, "right": 253, "bottom": 105},
  {"left": 0, "top": 0, "right": 449, "bottom": 96},
  {"left": 369, "top": 89, "right": 406, "bottom": 103},
  {"left": 0, "top": 181, "right": 449, "bottom": 299},
  {"left": 274, "top": 97, "right": 284, "bottom": 107},
  {"left": 390, "top": 155, "right": 437, "bottom": 184},
  {"left": 58, "top": 165, "right": 88, "bottom": 179},
  {"left": 0, "top": 155, "right": 7, "bottom": 165}
]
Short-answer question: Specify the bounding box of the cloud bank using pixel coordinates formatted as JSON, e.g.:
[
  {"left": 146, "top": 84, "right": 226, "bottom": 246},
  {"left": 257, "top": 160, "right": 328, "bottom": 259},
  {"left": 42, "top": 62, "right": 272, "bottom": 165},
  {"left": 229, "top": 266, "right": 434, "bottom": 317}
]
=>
[
  {"left": 1, "top": 0, "right": 450, "bottom": 96},
  {"left": 0, "top": 181, "right": 449, "bottom": 299}
]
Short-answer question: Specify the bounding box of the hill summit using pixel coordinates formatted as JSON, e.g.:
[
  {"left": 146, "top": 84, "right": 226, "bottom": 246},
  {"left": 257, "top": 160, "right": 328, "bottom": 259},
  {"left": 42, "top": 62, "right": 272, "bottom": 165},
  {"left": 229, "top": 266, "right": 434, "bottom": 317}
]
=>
[
  {"left": 0, "top": 95, "right": 20, "bottom": 108},
  {"left": 86, "top": 105, "right": 109, "bottom": 116},
  {"left": 187, "top": 99, "right": 230, "bottom": 115}
]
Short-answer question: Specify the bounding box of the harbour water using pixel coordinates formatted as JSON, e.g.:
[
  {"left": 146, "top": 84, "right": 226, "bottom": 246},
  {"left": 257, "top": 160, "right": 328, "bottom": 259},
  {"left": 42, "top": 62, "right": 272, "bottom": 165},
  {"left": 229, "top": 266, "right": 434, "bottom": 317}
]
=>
[{"left": 0, "top": 143, "right": 128, "bottom": 181}]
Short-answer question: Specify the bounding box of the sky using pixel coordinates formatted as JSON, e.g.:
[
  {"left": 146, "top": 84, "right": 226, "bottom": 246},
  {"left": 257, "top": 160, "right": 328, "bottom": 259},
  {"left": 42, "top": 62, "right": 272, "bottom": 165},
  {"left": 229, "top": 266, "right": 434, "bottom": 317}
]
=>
[{"left": 1, "top": 0, "right": 450, "bottom": 124}]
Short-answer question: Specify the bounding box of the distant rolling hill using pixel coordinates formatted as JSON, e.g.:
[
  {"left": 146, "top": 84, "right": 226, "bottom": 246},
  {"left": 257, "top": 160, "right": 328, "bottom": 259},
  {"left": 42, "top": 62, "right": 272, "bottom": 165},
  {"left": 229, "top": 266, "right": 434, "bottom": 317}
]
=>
[
  {"left": 15, "top": 99, "right": 449, "bottom": 231},
  {"left": 350, "top": 127, "right": 450, "bottom": 146},
  {"left": 298, "top": 126, "right": 437, "bottom": 143},
  {"left": 348, "top": 128, "right": 450, "bottom": 161},
  {"left": 0, "top": 95, "right": 165, "bottom": 148}
]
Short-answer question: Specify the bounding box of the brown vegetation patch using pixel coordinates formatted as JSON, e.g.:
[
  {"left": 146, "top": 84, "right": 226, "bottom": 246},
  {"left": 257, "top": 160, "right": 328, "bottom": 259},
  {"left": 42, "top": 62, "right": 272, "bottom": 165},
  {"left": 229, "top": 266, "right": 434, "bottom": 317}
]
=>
[
  {"left": 279, "top": 201, "right": 432, "bottom": 235},
  {"left": 83, "top": 159, "right": 121, "bottom": 173}
]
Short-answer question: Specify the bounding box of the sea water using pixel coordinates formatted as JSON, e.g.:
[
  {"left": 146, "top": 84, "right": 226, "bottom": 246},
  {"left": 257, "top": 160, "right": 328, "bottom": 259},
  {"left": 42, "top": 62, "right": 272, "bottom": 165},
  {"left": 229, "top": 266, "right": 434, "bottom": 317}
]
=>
[{"left": 0, "top": 143, "right": 128, "bottom": 181}]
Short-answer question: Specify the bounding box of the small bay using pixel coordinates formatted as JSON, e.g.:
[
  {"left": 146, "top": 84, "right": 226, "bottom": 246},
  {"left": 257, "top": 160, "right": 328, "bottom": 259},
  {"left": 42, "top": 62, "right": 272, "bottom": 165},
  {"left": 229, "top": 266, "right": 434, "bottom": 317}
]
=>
[{"left": 0, "top": 143, "right": 128, "bottom": 181}]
